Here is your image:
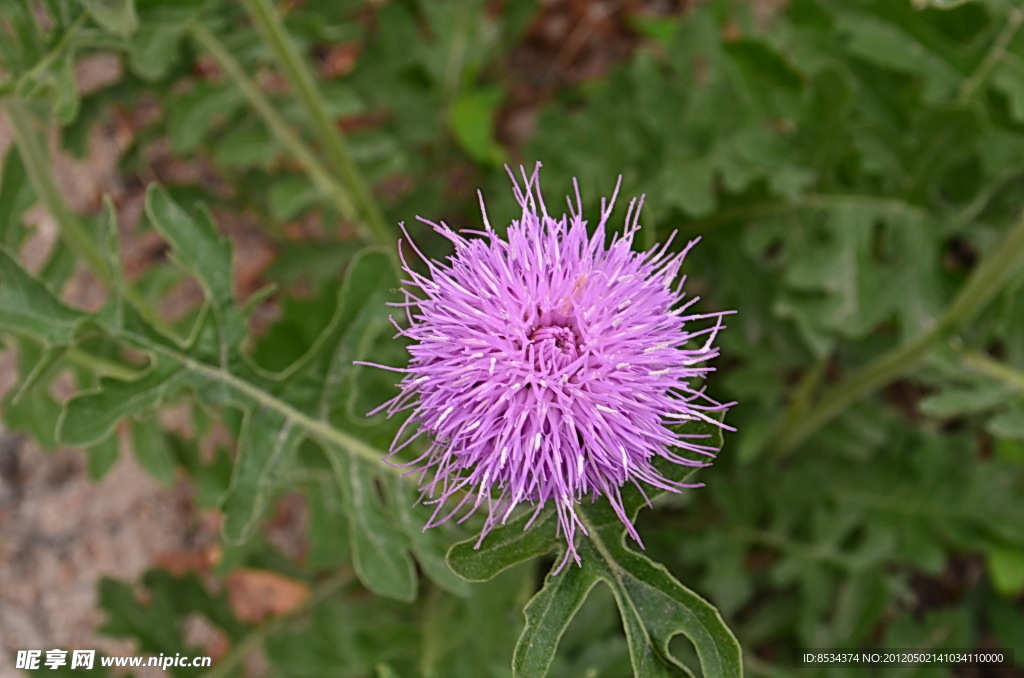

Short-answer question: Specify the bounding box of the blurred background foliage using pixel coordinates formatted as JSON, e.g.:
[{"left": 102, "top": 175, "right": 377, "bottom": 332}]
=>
[{"left": 2, "top": 0, "right": 1024, "bottom": 676}]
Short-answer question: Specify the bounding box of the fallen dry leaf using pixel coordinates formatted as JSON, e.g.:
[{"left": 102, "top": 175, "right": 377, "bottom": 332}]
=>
[{"left": 225, "top": 569, "right": 310, "bottom": 624}]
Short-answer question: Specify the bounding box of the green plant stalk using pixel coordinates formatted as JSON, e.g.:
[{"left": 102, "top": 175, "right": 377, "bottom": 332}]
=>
[
  {"left": 774, "top": 213, "right": 1024, "bottom": 454},
  {"left": 169, "top": 350, "right": 399, "bottom": 475},
  {"left": 958, "top": 5, "right": 1024, "bottom": 104},
  {"left": 4, "top": 98, "right": 111, "bottom": 283},
  {"left": 237, "top": 0, "right": 395, "bottom": 256},
  {"left": 188, "top": 24, "right": 360, "bottom": 223},
  {"left": 16, "top": 13, "right": 87, "bottom": 95},
  {"left": 4, "top": 99, "right": 174, "bottom": 336}
]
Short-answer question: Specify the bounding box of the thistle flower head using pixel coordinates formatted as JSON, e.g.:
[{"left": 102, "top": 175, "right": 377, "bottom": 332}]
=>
[{"left": 367, "top": 165, "right": 732, "bottom": 570}]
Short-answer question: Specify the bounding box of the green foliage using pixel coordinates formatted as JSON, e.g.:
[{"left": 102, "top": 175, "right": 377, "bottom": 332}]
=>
[
  {"left": 3, "top": 0, "right": 1024, "bottom": 676},
  {"left": 448, "top": 419, "right": 742, "bottom": 678}
]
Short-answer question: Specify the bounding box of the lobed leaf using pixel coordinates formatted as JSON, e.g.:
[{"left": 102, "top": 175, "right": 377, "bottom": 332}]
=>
[
  {"left": 0, "top": 248, "right": 84, "bottom": 344},
  {"left": 326, "top": 447, "right": 417, "bottom": 602},
  {"left": 81, "top": 0, "right": 139, "bottom": 37},
  {"left": 447, "top": 508, "right": 557, "bottom": 583},
  {"left": 221, "top": 407, "right": 304, "bottom": 544},
  {"left": 58, "top": 359, "right": 187, "bottom": 447}
]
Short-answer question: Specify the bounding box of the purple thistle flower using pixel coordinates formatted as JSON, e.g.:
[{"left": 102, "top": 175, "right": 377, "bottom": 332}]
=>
[{"left": 364, "top": 165, "right": 733, "bottom": 571}]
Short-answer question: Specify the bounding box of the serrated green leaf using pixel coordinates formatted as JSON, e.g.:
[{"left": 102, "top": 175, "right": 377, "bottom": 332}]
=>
[
  {"left": 87, "top": 432, "right": 120, "bottom": 480},
  {"left": 0, "top": 247, "right": 84, "bottom": 343},
  {"left": 447, "top": 508, "right": 557, "bottom": 583},
  {"left": 511, "top": 505, "right": 742, "bottom": 678},
  {"left": 985, "top": 542, "right": 1024, "bottom": 596},
  {"left": 81, "top": 0, "right": 139, "bottom": 36},
  {"left": 513, "top": 564, "right": 601, "bottom": 678},
  {"left": 326, "top": 446, "right": 417, "bottom": 602},
  {"left": 987, "top": 408, "right": 1024, "bottom": 440},
  {"left": 144, "top": 184, "right": 246, "bottom": 351},
  {"left": 131, "top": 415, "right": 178, "bottom": 485},
  {"left": 268, "top": 176, "right": 319, "bottom": 222},
  {"left": 578, "top": 510, "right": 742, "bottom": 678},
  {"left": 306, "top": 474, "right": 351, "bottom": 570},
  {"left": 166, "top": 83, "right": 243, "bottom": 156},
  {"left": 144, "top": 184, "right": 234, "bottom": 312},
  {"left": 58, "top": 359, "right": 187, "bottom": 447},
  {"left": 919, "top": 385, "right": 1011, "bottom": 417},
  {"left": 837, "top": 11, "right": 962, "bottom": 102},
  {"left": 388, "top": 475, "right": 471, "bottom": 596},
  {"left": 127, "top": 24, "right": 185, "bottom": 81},
  {"left": 0, "top": 148, "right": 31, "bottom": 248},
  {"left": 221, "top": 407, "right": 303, "bottom": 544},
  {"left": 451, "top": 87, "right": 507, "bottom": 167}
]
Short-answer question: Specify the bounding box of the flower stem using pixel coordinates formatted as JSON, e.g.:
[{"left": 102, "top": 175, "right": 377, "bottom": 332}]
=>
[
  {"left": 773, "top": 212, "right": 1024, "bottom": 454},
  {"left": 958, "top": 5, "right": 1024, "bottom": 104},
  {"left": 188, "top": 25, "right": 361, "bottom": 225},
  {"left": 4, "top": 98, "right": 176, "bottom": 336},
  {"left": 4, "top": 98, "right": 110, "bottom": 283},
  {"left": 236, "top": 0, "right": 395, "bottom": 258}
]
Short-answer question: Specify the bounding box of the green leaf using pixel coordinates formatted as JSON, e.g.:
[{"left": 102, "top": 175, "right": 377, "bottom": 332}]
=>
[
  {"left": 0, "top": 148, "right": 31, "bottom": 248},
  {"left": 447, "top": 509, "right": 557, "bottom": 582},
  {"left": 128, "top": 24, "right": 186, "bottom": 81},
  {"left": 509, "top": 505, "right": 742, "bottom": 678},
  {"left": 836, "top": 11, "right": 962, "bottom": 103},
  {"left": 144, "top": 184, "right": 246, "bottom": 350},
  {"left": 268, "top": 175, "right": 319, "bottom": 222},
  {"left": 100, "top": 569, "right": 244, "bottom": 655},
  {"left": 16, "top": 50, "right": 81, "bottom": 124},
  {"left": 985, "top": 542, "right": 1024, "bottom": 596},
  {"left": 306, "top": 474, "right": 351, "bottom": 570},
  {"left": 87, "top": 432, "right": 120, "bottom": 480},
  {"left": 58, "top": 359, "right": 186, "bottom": 447},
  {"left": 919, "top": 385, "right": 1011, "bottom": 417},
  {"left": 513, "top": 564, "right": 601, "bottom": 677},
  {"left": 326, "top": 446, "right": 417, "bottom": 602},
  {"left": 81, "top": 0, "right": 139, "bottom": 36},
  {"left": 447, "top": 415, "right": 734, "bottom": 677},
  {"left": 131, "top": 415, "right": 178, "bottom": 485},
  {"left": 389, "top": 475, "right": 471, "bottom": 596},
  {"left": 451, "top": 87, "right": 508, "bottom": 167},
  {"left": 166, "top": 83, "right": 243, "bottom": 156},
  {"left": 582, "top": 505, "right": 741, "bottom": 678},
  {"left": 145, "top": 184, "right": 234, "bottom": 314},
  {"left": 221, "top": 407, "right": 303, "bottom": 544},
  {"left": 0, "top": 247, "right": 84, "bottom": 343},
  {"left": 987, "top": 408, "right": 1024, "bottom": 440}
]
